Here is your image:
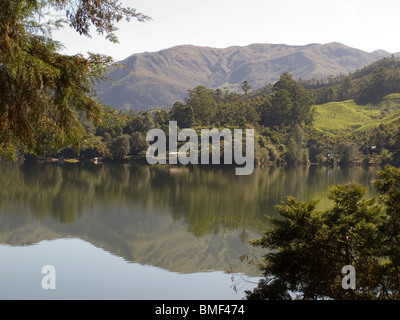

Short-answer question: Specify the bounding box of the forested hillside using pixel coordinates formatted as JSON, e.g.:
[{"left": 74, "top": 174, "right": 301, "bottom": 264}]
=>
[{"left": 47, "top": 55, "right": 400, "bottom": 170}]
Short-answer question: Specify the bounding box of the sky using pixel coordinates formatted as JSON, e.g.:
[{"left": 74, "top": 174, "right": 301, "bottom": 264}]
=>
[{"left": 52, "top": 0, "right": 400, "bottom": 61}]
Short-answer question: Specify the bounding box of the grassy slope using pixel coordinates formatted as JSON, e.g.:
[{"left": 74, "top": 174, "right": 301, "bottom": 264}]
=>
[{"left": 313, "top": 93, "right": 400, "bottom": 135}]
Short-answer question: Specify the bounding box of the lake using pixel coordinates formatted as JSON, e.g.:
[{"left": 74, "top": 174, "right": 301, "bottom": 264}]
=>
[{"left": 0, "top": 161, "right": 381, "bottom": 299}]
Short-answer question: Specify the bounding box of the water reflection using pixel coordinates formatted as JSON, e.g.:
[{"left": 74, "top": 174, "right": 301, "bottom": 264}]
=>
[{"left": 0, "top": 161, "right": 381, "bottom": 275}]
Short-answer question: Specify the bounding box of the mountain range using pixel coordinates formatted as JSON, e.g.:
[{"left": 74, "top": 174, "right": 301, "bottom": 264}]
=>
[{"left": 96, "top": 42, "right": 398, "bottom": 111}]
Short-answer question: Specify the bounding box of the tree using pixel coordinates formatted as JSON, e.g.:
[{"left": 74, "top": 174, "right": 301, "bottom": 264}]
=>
[
  {"left": 338, "top": 75, "right": 355, "bottom": 101},
  {"left": 0, "top": 0, "right": 149, "bottom": 159},
  {"left": 246, "top": 183, "right": 383, "bottom": 300},
  {"left": 130, "top": 131, "right": 148, "bottom": 156},
  {"left": 373, "top": 166, "right": 400, "bottom": 299},
  {"left": 272, "top": 72, "right": 316, "bottom": 126},
  {"left": 263, "top": 89, "right": 293, "bottom": 127},
  {"left": 185, "top": 86, "right": 216, "bottom": 125},
  {"left": 153, "top": 110, "right": 170, "bottom": 126},
  {"left": 237, "top": 101, "right": 260, "bottom": 126},
  {"left": 357, "top": 67, "right": 391, "bottom": 104},
  {"left": 259, "top": 73, "right": 315, "bottom": 128},
  {"left": 283, "top": 125, "right": 308, "bottom": 165},
  {"left": 380, "top": 149, "right": 393, "bottom": 167},
  {"left": 336, "top": 141, "right": 358, "bottom": 165},
  {"left": 241, "top": 80, "right": 251, "bottom": 96},
  {"left": 392, "top": 132, "right": 400, "bottom": 167},
  {"left": 110, "top": 134, "right": 130, "bottom": 159},
  {"left": 169, "top": 102, "right": 195, "bottom": 128}
]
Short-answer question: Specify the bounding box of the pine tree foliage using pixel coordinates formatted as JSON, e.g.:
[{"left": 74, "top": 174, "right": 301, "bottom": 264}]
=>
[{"left": 0, "top": 0, "right": 149, "bottom": 159}]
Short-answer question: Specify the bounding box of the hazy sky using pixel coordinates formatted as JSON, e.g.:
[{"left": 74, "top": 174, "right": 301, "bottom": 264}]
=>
[{"left": 53, "top": 0, "right": 400, "bottom": 61}]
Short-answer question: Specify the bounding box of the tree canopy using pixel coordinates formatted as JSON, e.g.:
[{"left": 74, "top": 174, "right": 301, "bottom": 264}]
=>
[
  {"left": 246, "top": 166, "right": 400, "bottom": 300},
  {"left": 0, "top": 0, "right": 149, "bottom": 159}
]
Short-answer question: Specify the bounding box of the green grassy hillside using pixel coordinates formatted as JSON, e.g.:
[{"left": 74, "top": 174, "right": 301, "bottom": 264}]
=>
[{"left": 313, "top": 93, "right": 400, "bottom": 134}]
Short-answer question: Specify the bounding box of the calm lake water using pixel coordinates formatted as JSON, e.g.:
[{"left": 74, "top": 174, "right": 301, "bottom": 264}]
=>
[{"left": 0, "top": 161, "right": 381, "bottom": 299}]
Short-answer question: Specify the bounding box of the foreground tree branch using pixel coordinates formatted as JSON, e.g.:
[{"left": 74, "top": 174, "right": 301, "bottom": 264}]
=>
[{"left": 0, "top": 0, "right": 149, "bottom": 159}]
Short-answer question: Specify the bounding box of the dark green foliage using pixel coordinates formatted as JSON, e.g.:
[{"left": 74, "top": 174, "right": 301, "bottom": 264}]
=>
[
  {"left": 185, "top": 86, "right": 217, "bottom": 125},
  {"left": 130, "top": 131, "right": 148, "bottom": 156},
  {"left": 0, "top": 0, "right": 148, "bottom": 159},
  {"left": 308, "top": 56, "right": 400, "bottom": 105},
  {"left": 247, "top": 184, "right": 382, "bottom": 300},
  {"left": 336, "top": 141, "right": 358, "bottom": 165},
  {"left": 170, "top": 102, "right": 195, "bottom": 128},
  {"left": 259, "top": 73, "right": 315, "bottom": 127},
  {"left": 247, "top": 166, "right": 400, "bottom": 300},
  {"left": 373, "top": 166, "right": 400, "bottom": 299},
  {"left": 282, "top": 125, "right": 308, "bottom": 165},
  {"left": 110, "top": 134, "right": 130, "bottom": 159}
]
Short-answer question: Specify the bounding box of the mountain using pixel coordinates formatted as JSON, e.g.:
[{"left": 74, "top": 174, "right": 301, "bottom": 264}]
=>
[{"left": 96, "top": 42, "right": 393, "bottom": 111}]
